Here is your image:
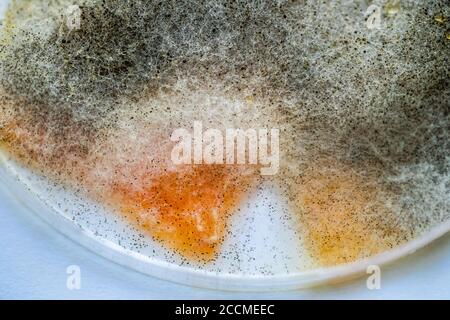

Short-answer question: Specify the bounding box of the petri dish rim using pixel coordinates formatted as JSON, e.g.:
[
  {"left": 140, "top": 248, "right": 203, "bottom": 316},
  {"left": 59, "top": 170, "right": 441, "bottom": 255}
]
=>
[{"left": 1, "top": 152, "right": 449, "bottom": 292}]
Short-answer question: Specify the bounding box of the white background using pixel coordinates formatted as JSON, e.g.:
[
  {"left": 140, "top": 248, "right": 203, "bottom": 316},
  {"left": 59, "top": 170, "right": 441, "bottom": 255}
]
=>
[{"left": 0, "top": 0, "right": 449, "bottom": 300}]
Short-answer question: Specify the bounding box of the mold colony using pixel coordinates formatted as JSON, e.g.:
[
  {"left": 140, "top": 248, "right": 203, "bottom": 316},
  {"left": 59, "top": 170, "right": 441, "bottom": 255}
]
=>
[{"left": 0, "top": 0, "right": 449, "bottom": 267}]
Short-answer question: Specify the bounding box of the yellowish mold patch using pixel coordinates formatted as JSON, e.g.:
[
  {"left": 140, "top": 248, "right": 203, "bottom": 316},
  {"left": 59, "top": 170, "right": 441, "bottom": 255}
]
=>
[{"left": 293, "top": 163, "right": 407, "bottom": 266}]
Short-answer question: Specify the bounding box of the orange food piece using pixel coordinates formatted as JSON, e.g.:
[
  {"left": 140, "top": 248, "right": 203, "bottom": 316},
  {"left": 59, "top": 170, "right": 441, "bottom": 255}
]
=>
[{"left": 109, "top": 165, "right": 254, "bottom": 260}]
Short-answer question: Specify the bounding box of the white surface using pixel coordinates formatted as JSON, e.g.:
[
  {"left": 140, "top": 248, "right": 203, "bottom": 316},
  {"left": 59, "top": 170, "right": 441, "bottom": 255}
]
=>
[{"left": 1, "top": 184, "right": 450, "bottom": 299}]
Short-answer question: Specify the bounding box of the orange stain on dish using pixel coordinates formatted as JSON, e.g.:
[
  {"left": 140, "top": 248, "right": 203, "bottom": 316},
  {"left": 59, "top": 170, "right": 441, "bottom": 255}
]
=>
[
  {"left": 293, "top": 164, "right": 405, "bottom": 266},
  {"left": 108, "top": 165, "right": 254, "bottom": 260}
]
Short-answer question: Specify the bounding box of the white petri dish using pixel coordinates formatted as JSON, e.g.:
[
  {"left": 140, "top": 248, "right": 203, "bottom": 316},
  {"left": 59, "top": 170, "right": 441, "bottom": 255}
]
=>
[
  {"left": 1, "top": 150, "right": 449, "bottom": 292},
  {"left": 1, "top": 0, "right": 449, "bottom": 292}
]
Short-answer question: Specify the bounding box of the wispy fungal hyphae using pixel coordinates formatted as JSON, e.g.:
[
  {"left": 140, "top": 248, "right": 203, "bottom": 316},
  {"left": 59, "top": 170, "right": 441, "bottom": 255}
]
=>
[{"left": 0, "top": 0, "right": 448, "bottom": 271}]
